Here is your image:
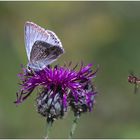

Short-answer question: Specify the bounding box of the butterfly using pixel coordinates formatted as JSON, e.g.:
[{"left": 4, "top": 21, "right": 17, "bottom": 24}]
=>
[{"left": 24, "top": 21, "right": 64, "bottom": 71}]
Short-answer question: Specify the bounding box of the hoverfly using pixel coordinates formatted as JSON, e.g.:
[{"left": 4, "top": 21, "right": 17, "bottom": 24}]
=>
[{"left": 128, "top": 72, "right": 140, "bottom": 94}]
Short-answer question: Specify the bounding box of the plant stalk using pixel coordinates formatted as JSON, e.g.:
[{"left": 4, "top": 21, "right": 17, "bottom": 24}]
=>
[
  {"left": 69, "top": 115, "right": 80, "bottom": 139},
  {"left": 45, "top": 120, "right": 53, "bottom": 139}
]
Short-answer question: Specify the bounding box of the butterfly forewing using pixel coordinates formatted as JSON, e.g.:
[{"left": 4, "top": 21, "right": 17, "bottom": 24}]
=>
[
  {"left": 24, "top": 21, "right": 49, "bottom": 60},
  {"left": 46, "top": 30, "right": 63, "bottom": 48}
]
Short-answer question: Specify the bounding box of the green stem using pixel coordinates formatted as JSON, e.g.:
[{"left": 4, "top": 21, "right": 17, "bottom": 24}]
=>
[
  {"left": 69, "top": 116, "right": 80, "bottom": 139},
  {"left": 45, "top": 120, "right": 53, "bottom": 139}
]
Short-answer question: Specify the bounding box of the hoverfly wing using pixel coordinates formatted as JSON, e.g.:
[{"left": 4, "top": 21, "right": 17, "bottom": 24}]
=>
[{"left": 134, "top": 83, "right": 139, "bottom": 94}]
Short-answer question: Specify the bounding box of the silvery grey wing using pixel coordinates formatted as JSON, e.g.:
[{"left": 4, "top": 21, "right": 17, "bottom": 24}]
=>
[
  {"left": 46, "top": 30, "right": 63, "bottom": 49},
  {"left": 24, "top": 21, "right": 64, "bottom": 70},
  {"left": 28, "top": 40, "right": 64, "bottom": 70},
  {"left": 24, "top": 21, "right": 50, "bottom": 61}
]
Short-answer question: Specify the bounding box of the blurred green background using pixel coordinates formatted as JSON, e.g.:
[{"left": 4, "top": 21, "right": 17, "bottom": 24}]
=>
[{"left": 0, "top": 1, "right": 140, "bottom": 138}]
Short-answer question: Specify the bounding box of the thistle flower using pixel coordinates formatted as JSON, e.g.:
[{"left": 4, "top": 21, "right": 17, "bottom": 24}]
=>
[{"left": 15, "top": 63, "right": 97, "bottom": 122}]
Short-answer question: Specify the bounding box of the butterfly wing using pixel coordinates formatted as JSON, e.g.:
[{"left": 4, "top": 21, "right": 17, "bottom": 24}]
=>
[
  {"left": 46, "top": 30, "right": 63, "bottom": 49},
  {"left": 28, "top": 40, "right": 64, "bottom": 70},
  {"left": 24, "top": 21, "right": 50, "bottom": 60},
  {"left": 24, "top": 21, "right": 64, "bottom": 70}
]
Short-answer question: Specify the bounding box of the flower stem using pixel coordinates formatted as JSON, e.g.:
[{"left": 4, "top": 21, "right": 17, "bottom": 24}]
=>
[
  {"left": 69, "top": 115, "right": 80, "bottom": 139},
  {"left": 45, "top": 120, "right": 53, "bottom": 139}
]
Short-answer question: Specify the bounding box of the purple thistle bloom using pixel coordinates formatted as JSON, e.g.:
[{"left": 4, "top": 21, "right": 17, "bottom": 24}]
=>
[{"left": 15, "top": 63, "right": 98, "bottom": 122}]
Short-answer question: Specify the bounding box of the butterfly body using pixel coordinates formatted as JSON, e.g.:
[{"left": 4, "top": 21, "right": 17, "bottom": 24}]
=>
[{"left": 24, "top": 21, "right": 64, "bottom": 71}]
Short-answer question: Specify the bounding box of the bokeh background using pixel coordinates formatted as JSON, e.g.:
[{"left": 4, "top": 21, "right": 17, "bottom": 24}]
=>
[{"left": 0, "top": 1, "right": 140, "bottom": 138}]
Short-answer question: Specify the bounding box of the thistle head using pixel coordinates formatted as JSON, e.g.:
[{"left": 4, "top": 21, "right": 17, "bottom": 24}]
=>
[{"left": 15, "top": 63, "right": 98, "bottom": 122}]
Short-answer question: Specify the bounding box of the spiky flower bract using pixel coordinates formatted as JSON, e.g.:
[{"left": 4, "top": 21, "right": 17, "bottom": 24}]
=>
[{"left": 15, "top": 63, "right": 97, "bottom": 122}]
